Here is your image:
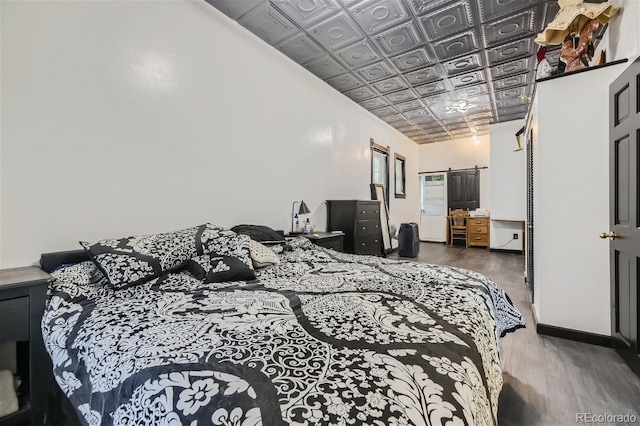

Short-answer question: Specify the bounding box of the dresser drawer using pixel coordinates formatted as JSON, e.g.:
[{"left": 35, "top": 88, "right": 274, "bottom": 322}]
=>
[
  {"left": 355, "top": 235, "right": 381, "bottom": 255},
  {"left": 469, "top": 225, "right": 488, "bottom": 235},
  {"left": 468, "top": 218, "right": 489, "bottom": 227},
  {"left": 0, "top": 296, "right": 29, "bottom": 343},
  {"left": 468, "top": 234, "right": 489, "bottom": 246},
  {"left": 356, "top": 202, "right": 381, "bottom": 221},
  {"left": 357, "top": 220, "right": 381, "bottom": 237}
]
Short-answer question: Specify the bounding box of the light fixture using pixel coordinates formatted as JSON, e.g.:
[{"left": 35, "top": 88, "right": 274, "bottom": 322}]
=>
[
  {"left": 445, "top": 100, "right": 476, "bottom": 114},
  {"left": 514, "top": 126, "right": 525, "bottom": 152},
  {"left": 291, "top": 200, "right": 311, "bottom": 234}
]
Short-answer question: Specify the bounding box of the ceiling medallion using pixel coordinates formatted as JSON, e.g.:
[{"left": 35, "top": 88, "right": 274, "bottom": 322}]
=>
[{"left": 445, "top": 100, "right": 477, "bottom": 114}]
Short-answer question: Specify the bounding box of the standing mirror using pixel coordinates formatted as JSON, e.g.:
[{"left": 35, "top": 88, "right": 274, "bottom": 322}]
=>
[{"left": 370, "top": 183, "right": 393, "bottom": 254}]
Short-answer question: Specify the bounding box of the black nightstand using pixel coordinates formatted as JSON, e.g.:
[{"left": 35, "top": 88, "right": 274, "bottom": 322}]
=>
[
  {"left": 300, "top": 232, "right": 345, "bottom": 252},
  {"left": 0, "top": 267, "right": 51, "bottom": 426}
]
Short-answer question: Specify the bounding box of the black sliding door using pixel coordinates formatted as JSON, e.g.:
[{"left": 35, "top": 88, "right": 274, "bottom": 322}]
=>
[{"left": 448, "top": 169, "right": 480, "bottom": 211}]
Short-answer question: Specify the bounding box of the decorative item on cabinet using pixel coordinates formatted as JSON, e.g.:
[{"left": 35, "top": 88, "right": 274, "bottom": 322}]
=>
[
  {"left": 326, "top": 200, "right": 382, "bottom": 256},
  {"left": 291, "top": 200, "right": 310, "bottom": 234}
]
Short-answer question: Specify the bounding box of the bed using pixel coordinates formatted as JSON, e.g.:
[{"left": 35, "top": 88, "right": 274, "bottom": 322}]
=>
[{"left": 40, "top": 223, "right": 524, "bottom": 425}]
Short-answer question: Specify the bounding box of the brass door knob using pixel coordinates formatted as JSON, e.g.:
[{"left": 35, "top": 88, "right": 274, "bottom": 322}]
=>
[{"left": 599, "top": 232, "right": 619, "bottom": 240}]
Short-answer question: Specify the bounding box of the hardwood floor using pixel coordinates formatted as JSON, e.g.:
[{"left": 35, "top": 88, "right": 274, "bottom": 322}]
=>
[{"left": 388, "top": 242, "right": 640, "bottom": 426}]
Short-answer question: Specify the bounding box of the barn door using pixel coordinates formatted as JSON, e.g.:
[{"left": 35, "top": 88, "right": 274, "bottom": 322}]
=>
[
  {"left": 448, "top": 168, "right": 480, "bottom": 211},
  {"left": 608, "top": 57, "right": 640, "bottom": 376}
]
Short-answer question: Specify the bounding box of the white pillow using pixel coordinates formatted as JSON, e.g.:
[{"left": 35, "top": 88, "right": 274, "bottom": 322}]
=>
[{"left": 249, "top": 240, "right": 280, "bottom": 269}]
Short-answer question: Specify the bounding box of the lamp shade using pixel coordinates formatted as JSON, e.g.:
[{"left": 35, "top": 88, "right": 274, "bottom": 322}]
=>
[{"left": 298, "top": 200, "right": 311, "bottom": 215}]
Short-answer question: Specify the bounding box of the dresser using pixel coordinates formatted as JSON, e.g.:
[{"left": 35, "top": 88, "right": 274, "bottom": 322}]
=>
[
  {"left": 326, "top": 200, "right": 382, "bottom": 256},
  {"left": 467, "top": 217, "right": 490, "bottom": 248}
]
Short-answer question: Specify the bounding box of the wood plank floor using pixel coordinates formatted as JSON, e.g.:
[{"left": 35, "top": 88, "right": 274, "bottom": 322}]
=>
[{"left": 389, "top": 242, "right": 640, "bottom": 425}]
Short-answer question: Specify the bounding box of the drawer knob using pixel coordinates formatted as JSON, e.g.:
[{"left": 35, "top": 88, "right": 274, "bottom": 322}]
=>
[
  {"left": 374, "top": 239, "right": 379, "bottom": 243},
  {"left": 361, "top": 242, "right": 366, "bottom": 246},
  {"left": 375, "top": 225, "right": 379, "bottom": 228},
  {"left": 361, "top": 210, "right": 366, "bottom": 214},
  {"left": 374, "top": 210, "right": 379, "bottom": 214},
  {"left": 476, "top": 228, "right": 481, "bottom": 232},
  {"left": 362, "top": 226, "right": 366, "bottom": 230},
  {"left": 476, "top": 237, "right": 481, "bottom": 240}
]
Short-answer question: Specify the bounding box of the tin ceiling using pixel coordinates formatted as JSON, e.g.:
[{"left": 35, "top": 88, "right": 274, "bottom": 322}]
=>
[{"left": 206, "top": 0, "right": 564, "bottom": 144}]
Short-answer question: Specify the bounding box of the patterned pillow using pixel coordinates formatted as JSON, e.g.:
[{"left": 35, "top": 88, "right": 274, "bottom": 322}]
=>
[
  {"left": 249, "top": 240, "right": 280, "bottom": 269},
  {"left": 80, "top": 223, "right": 248, "bottom": 288},
  {"left": 183, "top": 254, "right": 256, "bottom": 283}
]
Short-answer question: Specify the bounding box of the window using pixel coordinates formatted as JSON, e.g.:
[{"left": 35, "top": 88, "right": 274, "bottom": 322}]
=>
[
  {"left": 370, "top": 140, "right": 389, "bottom": 205},
  {"left": 394, "top": 154, "right": 406, "bottom": 198}
]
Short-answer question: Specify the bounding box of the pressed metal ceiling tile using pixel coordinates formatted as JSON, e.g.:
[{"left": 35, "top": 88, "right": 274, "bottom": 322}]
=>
[
  {"left": 371, "top": 105, "right": 399, "bottom": 117},
  {"left": 489, "top": 57, "right": 532, "bottom": 80},
  {"left": 381, "top": 113, "right": 406, "bottom": 123},
  {"left": 394, "top": 99, "right": 424, "bottom": 112},
  {"left": 356, "top": 60, "right": 395, "bottom": 82},
  {"left": 408, "top": 0, "right": 459, "bottom": 16},
  {"left": 390, "top": 48, "right": 432, "bottom": 72},
  {"left": 326, "top": 72, "right": 364, "bottom": 91},
  {"left": 453, "top": 83, "right": 489, "bottom": 98},
  {"left": 542, "top": 1, "right": 561, "bottom": 27},
  {"left": 404, "top": 66, "right": 442, "bottom": 85},
  {"left": 424, "top": 92, "right": 454, "bottom": 106},
  {"left": 492, "top": 71, "right": 532, "bottom": 90},
  {"left": 415, "top": 80, "right": 448, "bottom": 96},
  {"left": 403, "top": 108, "right": 430, "bottom": 120},
  {"left": 482, "top": 9, "right": 537, "bottom": 47},
  {"left": 348, "top": 0, "right": 410, "bottom": 35},
  {"left": 372, "top": 76, "right": 408, "bottom": 94},
  {"left": 308, "top": 11, "right": 364, "bottom": 50},
  {"left": 304, "top": 55, "right": 347, "bottom": 79},
  {"left": 358, "top": 97, "right": 388, "bottom": 110},
  {"left": 478, "top": 0, "right": 538, "bottom": 21},
  {"left": 449, "top": 70, "right": 485, "bottom": 87},
  {"left": 384, "top": 89, "right": 416, "bottom": 103},
  {"left": 207, "top": 0, "right": 554, "bottom": 143},
  {"left": 335, "top": 39, "right": 380, "bottom": 68},
  {"left": 486, "top": 38, "right": 533, "bottom": 66},
  {"left": 205, "top": 0, "right": 262, "bottom": 20},
  {"left": 239, "top": 2, "right": 299, "bottom": 44},
  {"left": 432, "top": 30, "right": 479, "bottom": 61},
  {"left": 419, "top": 1, "right": 474, "bottom": 42},
  {"left": 272, "top": 0, "right": 340, "bottom": 25},
  {"left": 443, "top": 52, "right": 483, "bottom": 76},
  {"left": 371, "top": 21, "right": 423, "bottom": 56},
  {"left": 344, "top": 85, "right": 377, "bottom": 101},
  {"left": 276, "top": 32, "right": 325, "bottom": 64},
  {"left": 466, "top": 94, "right": 491, "bottom": 106},
  {"left": 494, "top": 85, "right": 527, "bottom": 101}
]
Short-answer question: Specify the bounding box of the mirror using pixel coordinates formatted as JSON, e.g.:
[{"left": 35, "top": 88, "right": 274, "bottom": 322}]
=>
[{"left": 370, "top": 183, "right": 393, "bottom": 254}]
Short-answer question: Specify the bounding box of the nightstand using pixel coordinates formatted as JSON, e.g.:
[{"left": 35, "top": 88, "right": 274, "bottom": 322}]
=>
[
  {"left": 468, "top": 217, "right": 490, "bottom": 248},
  {"left": 0, "top": 267, "right": 51, "bottom": 426},
  {"left": 300, "top": 232, "right": 345, "bottom": 252}
]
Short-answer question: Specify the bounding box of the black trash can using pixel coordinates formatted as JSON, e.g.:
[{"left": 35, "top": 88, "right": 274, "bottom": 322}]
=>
[{"left": 398, "top": 223, "right": 420, "bottom": 258}]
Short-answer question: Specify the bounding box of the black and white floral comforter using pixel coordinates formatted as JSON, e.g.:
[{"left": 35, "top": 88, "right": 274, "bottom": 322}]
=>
[{"left": 43, "top": 239, "right": 524, "bottom": 426}]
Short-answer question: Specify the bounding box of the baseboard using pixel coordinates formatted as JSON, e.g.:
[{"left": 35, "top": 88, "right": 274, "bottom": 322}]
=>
[
  {"left": 489, "top": 248, "right": 523, "bottom": 254},
  {"left": 536, "top": 323, "right": 612, "bottom": 347}
]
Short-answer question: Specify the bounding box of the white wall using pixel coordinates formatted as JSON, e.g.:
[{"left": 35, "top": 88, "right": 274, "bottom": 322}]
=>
[
  {"left": 533, "top": 62, "right": 627, "bottom": 336},
  {"left": 0, "top": 1, "right": 420, "bottom": 268},
  {"left": 489, "top": 120, "right": 526, "bottom": 251},
  {"left": 603, "top": 0, "right": 640, "bottom": 62},
  {"left": 418, "top": 135, "right": 491, "bottom": 211}
]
